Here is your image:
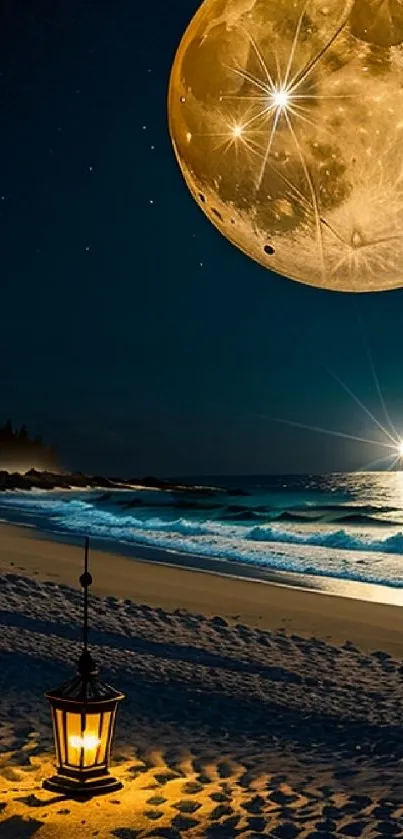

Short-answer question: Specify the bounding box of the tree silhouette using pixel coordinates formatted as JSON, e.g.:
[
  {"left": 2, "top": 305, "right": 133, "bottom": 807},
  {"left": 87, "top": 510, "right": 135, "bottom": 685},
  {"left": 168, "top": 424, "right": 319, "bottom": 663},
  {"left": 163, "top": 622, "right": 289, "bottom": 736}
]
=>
[
  {"left": 0, "top": 420, "right": 59, "bottom": 472},
  {"left": 2, "top": 419, "right": 13, "bottom": 441},
  {"left": 18, "top": 424, "right": 28, "bottom": 441}
]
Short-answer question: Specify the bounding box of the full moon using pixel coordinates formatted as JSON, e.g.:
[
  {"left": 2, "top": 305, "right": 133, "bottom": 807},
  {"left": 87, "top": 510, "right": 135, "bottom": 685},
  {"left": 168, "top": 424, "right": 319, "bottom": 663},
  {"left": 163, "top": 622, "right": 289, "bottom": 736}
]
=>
[{"left": 168, "top": 0, "right": 403, "bottom": 292}]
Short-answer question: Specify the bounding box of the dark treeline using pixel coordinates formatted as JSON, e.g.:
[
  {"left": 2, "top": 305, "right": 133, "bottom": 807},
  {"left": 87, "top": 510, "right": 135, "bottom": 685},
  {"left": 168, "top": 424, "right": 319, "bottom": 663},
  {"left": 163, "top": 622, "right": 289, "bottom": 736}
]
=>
[{"left": 0, "top": 419, "right": 59, "bottom": 471}]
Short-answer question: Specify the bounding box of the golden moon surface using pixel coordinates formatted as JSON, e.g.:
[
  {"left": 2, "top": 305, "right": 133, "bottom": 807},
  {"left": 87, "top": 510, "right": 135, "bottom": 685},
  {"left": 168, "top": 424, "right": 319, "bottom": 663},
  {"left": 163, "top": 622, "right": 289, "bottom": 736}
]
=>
[{"left": 168, "top": 0, "right": 403, "bottom": 292}]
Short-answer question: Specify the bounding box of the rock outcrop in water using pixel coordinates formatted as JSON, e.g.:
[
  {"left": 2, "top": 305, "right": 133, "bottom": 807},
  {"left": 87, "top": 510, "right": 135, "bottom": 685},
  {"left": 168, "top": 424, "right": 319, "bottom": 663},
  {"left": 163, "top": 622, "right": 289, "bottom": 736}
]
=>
[
  {"left": 0, "top": 427, "right": 251, "bottom": 496},
  {"left": 0, "top": 468, "right": 231, "bottom": 495}
]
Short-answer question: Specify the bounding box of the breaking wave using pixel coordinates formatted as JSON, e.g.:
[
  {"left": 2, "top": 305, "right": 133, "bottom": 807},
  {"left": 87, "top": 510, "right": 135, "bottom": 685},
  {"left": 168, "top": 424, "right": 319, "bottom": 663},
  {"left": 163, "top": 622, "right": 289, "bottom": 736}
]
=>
[{"left": 2, "top": 488, "right": 403, "bottom": 587}]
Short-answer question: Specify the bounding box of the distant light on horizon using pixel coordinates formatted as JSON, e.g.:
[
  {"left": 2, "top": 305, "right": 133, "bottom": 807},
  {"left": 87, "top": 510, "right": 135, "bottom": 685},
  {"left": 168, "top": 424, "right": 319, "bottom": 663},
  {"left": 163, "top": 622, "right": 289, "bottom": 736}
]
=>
[
  {"left": 0, "top": 463, "right": 36, "bottom": 475},
  {"left": 0, "top": 463, "right": 61, "bottom": 475},
  {"left": 398, "top": 440, "right": 403, "bottom": 458}
]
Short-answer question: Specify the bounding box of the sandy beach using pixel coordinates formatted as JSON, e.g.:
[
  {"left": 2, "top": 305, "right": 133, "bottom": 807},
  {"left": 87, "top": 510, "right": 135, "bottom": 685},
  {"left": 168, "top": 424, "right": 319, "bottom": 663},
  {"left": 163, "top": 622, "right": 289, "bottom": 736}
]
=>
[
  {"left": 2, "top": 522, "right": 403, "bottom": 654},
  {"left": 1, "top": 521, "right": 403, "bottom": 838}
]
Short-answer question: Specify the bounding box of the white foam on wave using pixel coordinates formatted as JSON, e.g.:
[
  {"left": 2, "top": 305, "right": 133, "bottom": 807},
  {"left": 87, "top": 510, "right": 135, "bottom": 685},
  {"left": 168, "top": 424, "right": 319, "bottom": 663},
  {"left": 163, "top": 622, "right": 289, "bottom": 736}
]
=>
[{"left": 1, "top": 491, "right": 403, "bottom": 587}]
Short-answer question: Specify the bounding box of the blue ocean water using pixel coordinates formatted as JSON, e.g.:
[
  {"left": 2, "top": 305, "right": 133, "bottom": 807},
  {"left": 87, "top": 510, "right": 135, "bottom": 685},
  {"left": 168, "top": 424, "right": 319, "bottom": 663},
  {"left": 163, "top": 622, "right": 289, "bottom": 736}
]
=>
[{"left": 2, "top": 472, "right": 403, "bottom": 588}]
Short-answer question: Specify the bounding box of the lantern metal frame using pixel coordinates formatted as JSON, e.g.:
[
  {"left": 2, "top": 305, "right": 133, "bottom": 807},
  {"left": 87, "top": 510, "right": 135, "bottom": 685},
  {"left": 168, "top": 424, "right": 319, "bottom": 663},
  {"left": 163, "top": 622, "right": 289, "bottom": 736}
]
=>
[{"left": 43, "top": 538, "right": 125, "bottom": 797}]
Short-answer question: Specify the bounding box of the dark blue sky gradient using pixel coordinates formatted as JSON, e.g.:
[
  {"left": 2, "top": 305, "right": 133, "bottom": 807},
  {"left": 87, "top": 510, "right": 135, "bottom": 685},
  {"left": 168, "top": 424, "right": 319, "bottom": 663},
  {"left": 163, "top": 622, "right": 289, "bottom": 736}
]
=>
[{"left": 1, "top": 0, "right": 403, "bottom": 476}]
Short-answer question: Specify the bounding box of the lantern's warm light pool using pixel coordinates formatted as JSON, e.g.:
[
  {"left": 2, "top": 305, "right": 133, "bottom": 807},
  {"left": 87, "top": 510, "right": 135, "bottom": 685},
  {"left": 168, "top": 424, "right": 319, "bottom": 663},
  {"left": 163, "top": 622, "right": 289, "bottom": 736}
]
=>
[{"left": 70, "top": 734, "right": 101, "bottom": 751}]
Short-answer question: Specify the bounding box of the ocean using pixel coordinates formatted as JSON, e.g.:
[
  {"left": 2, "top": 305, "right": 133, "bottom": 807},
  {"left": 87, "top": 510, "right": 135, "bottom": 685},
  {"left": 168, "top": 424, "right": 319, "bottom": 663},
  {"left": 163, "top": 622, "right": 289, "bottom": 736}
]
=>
[{"left": 2, "top": 472, "right": 403, "bottom": 590}]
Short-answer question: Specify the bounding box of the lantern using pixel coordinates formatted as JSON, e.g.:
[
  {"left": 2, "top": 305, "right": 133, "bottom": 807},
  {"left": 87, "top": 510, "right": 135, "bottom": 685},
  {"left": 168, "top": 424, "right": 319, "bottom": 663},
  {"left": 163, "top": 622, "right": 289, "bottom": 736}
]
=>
[{"left": 43, "top": 538, "right": 125, "bottom": 796}]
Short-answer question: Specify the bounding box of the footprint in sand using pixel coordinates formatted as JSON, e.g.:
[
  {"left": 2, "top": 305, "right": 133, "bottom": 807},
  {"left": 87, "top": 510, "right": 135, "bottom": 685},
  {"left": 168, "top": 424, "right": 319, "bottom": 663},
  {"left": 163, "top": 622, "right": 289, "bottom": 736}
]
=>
[
  {"left": 270, "top": 789, "right": 298, "bottom": 806},
  {"left": 0, "top": 815, "right": 44, "bottom": 837},
  {"left": 216, "top": 760, "right": 233, "bottom": 778},
  {"left": 127, "top": 763, "right": 148, "bottom": 778},
  {"left": 14, "top": 794, "right": 44, "bottom": 808},
  {"left": 210, "top": 804, "right": 233, "bottom": 820},
  {"left": 182, "top": 781, "right": 204, "bottom": 794},
  {"left": 172, "top": 800, "right": 201, "bottom": 813},
  {"left": 247, "top": 816, "right": 268, "bottom": 833},
  {"left": 376, "top": 820, "right": 402, "bottom": 835},
  {"left": 154, "top": 771, "right": 178, "bottom": 784},
  {"left": 196, "top": 772, "right": 211, "bottom": 785},
  {"left": 241, "top": 794, "right": 265, "bottom": 814},
  {"left": 143, "top": 809, "right": 163, "bottom": 820},
  {"left": 271, "top": 824, "right": 301, "bottom": 838},
  {"left": 171, "top": 815, "right": 199, "bottom": 831},
  {"left": 339, "top": 822, "right": 369, "bottom": 837},
  {"left": 316, "top": 824, "right": 337, "bottom": 836},
  {"left": 210, "top": 791, "right": 232, "bottom": 803}
]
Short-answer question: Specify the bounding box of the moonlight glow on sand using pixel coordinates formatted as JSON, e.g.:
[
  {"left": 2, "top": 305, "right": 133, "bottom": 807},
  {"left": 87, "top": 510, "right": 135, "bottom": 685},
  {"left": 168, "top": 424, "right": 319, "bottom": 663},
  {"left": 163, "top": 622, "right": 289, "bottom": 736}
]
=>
[{"left": 168, "top": 0, "right": 403, "bottom": 292}]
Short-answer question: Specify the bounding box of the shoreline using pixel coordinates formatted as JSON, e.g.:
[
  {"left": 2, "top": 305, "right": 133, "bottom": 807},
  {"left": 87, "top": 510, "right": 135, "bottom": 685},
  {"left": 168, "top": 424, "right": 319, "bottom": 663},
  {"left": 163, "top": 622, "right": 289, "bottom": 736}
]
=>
[
  {"left": 2, "top": 489, "right": 403, "bottom": 594},
  {"left": 4, "top": 513, "right": 403, "bottom": 607},
  {"left": 2, "top": 521, "right": 403, "bottom": 653}
]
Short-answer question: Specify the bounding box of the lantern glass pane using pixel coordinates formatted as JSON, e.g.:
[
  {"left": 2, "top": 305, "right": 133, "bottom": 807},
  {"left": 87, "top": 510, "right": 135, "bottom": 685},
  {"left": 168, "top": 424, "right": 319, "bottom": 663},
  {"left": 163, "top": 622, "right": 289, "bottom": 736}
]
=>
[
  {"left": 98, "top": 711, "right": 112, "bottom": 763},
  {"left": 66, "top": 711, "right": 103, "bottom": 768},
  {"left": 83, "top": 712, "right": 103, "bottom": 768},
  {"left": 55, "top": 709, "right": 66, "bottom": 764}
]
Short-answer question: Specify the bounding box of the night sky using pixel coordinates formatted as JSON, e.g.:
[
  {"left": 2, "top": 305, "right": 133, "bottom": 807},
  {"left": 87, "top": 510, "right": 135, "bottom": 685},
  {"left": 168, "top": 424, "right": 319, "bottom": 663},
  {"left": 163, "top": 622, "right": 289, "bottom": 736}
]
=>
[{"left": 1, "top": 0, "right": 403, "bottom": 477}]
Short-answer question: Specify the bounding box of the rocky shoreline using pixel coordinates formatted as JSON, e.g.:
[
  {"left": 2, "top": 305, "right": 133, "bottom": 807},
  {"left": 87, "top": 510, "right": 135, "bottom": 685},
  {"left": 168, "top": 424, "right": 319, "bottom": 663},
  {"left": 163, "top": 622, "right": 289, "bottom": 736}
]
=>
[{"left": 0, "top": 468, "right": 247, "bottom": 496}]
